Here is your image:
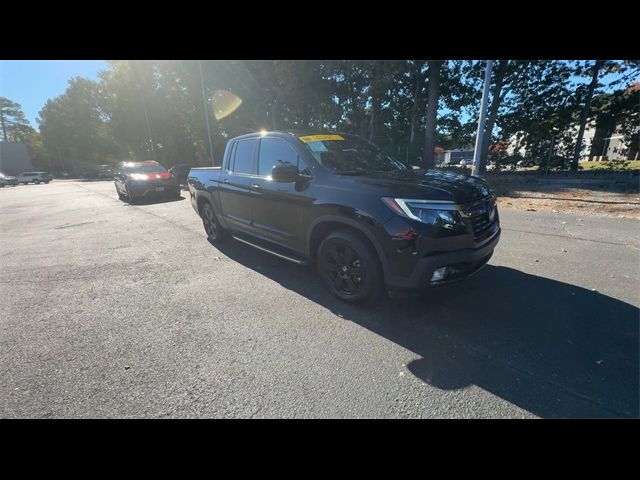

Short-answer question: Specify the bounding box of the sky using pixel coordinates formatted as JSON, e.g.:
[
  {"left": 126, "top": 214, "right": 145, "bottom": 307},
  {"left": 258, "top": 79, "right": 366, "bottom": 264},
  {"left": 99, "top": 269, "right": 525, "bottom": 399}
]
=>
[{"left": 0, "top": 60, "right": 108, "bottom": 126}]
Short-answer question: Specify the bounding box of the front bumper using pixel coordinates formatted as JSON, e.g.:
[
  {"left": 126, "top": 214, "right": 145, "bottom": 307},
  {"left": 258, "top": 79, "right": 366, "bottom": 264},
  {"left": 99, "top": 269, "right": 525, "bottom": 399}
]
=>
[
  {"left": 384, "top": 228, "right": 500, "bottom": 290},
  {"left": 128, "top": 181, "right": 180, "bottom": 198}
]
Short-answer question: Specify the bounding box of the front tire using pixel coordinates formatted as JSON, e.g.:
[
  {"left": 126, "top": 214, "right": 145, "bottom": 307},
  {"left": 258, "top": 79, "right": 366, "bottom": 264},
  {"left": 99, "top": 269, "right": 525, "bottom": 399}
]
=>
[
  {"left": 201, "top": 201, "right": 227, "bottom": 242},
  {"left": 116, "top": 183, "right": 125, "bottom": 201},
  {"left": 317, "top": 229, "right": 384, "bottom": 304},
  {"left": 125, "top": 185, "right": 136, "bottom": 204}
]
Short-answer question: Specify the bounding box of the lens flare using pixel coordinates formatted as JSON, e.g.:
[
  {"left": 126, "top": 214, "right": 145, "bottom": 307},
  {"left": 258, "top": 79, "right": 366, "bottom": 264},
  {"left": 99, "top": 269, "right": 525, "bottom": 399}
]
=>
[{"left": 211, "top": 90, "right": 242, "bottom": 120}]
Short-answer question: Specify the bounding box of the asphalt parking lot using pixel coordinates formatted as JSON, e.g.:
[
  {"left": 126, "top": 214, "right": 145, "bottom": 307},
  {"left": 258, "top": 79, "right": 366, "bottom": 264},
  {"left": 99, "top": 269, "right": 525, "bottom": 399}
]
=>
[{"left": 1, "top": 180, "right": 638, "bottom": 418}]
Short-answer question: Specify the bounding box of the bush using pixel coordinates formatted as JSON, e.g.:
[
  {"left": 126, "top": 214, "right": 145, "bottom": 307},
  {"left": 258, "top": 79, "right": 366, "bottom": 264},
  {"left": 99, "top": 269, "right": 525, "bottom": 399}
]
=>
[{"left": 603, "top": 159, "right": 632, "bottom": 171}]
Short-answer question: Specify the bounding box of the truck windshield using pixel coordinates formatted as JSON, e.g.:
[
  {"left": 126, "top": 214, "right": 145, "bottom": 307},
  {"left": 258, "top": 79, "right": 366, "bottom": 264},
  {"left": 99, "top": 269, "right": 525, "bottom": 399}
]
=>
[{"left": 299, "top": 134, "right": 408, "bottom": 174}]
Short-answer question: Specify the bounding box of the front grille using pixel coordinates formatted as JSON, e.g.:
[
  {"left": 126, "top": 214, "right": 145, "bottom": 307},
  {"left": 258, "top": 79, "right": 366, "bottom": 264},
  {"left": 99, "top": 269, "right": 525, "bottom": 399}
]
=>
[
  {"left": 470, "top": 213, "right": 495, "bottom": 241},
  {"left": 464, "top": 197, "right": 498, "bottom": 242}
]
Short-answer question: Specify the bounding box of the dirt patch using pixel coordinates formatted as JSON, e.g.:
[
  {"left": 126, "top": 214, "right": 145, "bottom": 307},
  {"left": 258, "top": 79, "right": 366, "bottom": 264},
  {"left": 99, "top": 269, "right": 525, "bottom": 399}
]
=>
[{"left": 484, "top": 172, "right": 640, "bottom": 219}]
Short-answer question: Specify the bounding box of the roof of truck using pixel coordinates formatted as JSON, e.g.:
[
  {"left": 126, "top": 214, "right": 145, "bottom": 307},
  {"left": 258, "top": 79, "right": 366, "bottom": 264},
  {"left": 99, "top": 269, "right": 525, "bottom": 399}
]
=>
[{"left": 231, "top": 130, "right": 352, "bottom": 140}]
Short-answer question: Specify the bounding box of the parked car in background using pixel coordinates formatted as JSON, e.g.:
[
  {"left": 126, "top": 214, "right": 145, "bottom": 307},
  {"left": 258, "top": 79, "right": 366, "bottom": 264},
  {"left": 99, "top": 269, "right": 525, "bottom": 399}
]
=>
[
  {"left": 16, "top": 172, "right": 52, "bottom": 184},
  {"left": 114, "top": 160, "right": 180, "bottom": 203},
  {"left": 168, "top": 164, "right": 195, "bottom": 187},
  {"left": 188, "top": 131, "right": 500, "bottom": 304},
  {"left": 97, "top": 165, "right": 114, "bottom": 179},
  {"left": 0, "top": 172, "right": 19, "bottom": 187}
]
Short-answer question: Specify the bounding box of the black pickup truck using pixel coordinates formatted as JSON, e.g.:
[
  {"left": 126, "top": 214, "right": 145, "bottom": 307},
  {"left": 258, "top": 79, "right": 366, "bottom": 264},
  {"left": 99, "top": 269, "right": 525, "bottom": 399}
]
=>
[{"left": 188, "top": 131, "right": 500, "bottom": 303}]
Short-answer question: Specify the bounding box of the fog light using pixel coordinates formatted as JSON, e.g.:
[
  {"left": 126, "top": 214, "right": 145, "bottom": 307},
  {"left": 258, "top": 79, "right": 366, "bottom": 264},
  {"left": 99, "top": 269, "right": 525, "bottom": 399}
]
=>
[{"left": 431, "top": 267, "right": 447, "bottom": 282}]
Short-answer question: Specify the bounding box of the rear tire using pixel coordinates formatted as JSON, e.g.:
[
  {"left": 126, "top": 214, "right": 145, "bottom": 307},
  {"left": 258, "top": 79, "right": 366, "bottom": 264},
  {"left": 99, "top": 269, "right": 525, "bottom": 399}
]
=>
[
  {"left": 317, "top": 229, "right": 384, "bottom": 304},
  {"left": 201, "top": 201, "right": 227, "bottom": 242}
]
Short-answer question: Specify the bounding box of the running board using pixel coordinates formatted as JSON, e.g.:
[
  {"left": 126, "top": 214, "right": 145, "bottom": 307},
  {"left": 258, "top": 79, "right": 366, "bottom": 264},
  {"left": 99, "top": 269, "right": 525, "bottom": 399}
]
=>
[{"left": 232, "top": 235, "right": 307, "bottom": 265}]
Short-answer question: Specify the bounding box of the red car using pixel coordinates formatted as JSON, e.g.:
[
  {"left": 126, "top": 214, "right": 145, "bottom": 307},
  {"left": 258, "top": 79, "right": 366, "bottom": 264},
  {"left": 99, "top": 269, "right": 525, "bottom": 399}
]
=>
[{"left": 114, "top": 161, "right": 180, "bottom": 203}]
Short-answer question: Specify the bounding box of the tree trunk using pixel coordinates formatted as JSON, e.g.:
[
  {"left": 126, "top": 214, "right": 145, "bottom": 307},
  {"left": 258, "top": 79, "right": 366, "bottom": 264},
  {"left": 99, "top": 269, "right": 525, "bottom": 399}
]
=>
[
  {"left": 368, "top": 63, "right": 381, "bottom": 142},
  {"left": 572, "top": 60, "right": 603, "bottom": 171},
  {"left": 479, "top": 61, "right": 508, "bottom": 173},
  {"left": 423, "top": 61, "right": 443, "bottom": 170},
  {"left": 368, "top": 97, "right": 380, "bottom": 142},
  {"left": 0, "top": 112, "right": 7, "bottom": 142},
  {"left": 409, "top": 61, "right": 425, "bottom": 158}
]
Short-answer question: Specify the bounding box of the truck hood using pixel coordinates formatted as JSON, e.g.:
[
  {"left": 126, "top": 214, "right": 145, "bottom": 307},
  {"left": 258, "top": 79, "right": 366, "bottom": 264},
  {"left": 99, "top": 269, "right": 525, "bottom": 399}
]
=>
[{"left": 348, "top": 169, "right": 493, "bottom": 204}]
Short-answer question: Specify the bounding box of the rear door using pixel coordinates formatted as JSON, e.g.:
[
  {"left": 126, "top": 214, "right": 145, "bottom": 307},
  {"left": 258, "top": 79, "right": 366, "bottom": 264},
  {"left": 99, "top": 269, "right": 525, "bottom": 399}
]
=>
[
  {"left": 218, "top": 138, "right": 258, "bottom": 233},
  {"left": 249, "top": 136, "right": 313, "bottom": 252}
]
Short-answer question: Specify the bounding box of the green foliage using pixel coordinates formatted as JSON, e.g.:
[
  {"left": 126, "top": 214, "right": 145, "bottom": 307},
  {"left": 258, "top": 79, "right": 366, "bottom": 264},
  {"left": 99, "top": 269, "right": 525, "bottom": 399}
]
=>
[
  {"left": 21, "top": 60, "right": 639, "bottom": 174},
  {"left": 0, "top": 97, "right": 32, "bottom": 142}
]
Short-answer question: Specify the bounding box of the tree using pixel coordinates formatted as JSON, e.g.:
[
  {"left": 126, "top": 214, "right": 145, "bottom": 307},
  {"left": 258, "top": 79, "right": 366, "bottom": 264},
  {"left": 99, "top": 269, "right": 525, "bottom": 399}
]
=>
[
  {"left": 408, "top": 61, "right": 427, "bottom": 159},
  {"left": 38, "top": 77, "right": 118, "bottom": 171},
  {"left": 571, "top": 60, "right": 604, "bottom": 171},
  {"left": 494, "top": 61, "right": 575, "bottom": 166},
  {"left": 478, "top": 60, "right": 509, "bottom": 172},
  {"left": 0, "top": 97, "right": 31, "bottom": 142},
  {"left": 423, "top": 60, "right": 443, "bottom": 169}
]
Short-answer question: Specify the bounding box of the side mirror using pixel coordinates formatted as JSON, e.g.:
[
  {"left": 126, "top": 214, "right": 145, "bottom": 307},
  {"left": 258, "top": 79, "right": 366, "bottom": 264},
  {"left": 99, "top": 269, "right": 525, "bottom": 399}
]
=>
[{"left": 271, "top": 163, "right": 299, "bottom": 183}]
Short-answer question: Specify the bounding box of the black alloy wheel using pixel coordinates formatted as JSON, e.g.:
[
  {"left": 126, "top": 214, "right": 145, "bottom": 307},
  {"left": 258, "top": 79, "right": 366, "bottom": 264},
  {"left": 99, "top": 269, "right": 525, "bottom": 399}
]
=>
[
  {"left": 317, "top": 230, "right": 384, "bottom": 304},
  {"left": 201, "top": 202, "right": 226, "bottom": 242}
]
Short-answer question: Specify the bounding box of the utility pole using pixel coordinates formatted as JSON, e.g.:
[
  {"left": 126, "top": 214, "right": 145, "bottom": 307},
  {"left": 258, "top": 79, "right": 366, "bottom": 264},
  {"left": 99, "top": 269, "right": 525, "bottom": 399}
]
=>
[
  {"left": 128, "top": 61, "right": 157, "bottom": 162},
  {"left": 199, "top": 60, "right": 216, "bottom": 167},
  {"left": 472, "top": 60, "right": 493, "bottom": 176}
]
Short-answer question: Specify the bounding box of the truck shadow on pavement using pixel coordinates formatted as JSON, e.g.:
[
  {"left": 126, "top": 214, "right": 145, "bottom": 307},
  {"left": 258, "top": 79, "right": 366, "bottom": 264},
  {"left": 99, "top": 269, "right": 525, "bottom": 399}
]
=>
[{"left": 213, "top": 240, "right": 639, "bottom": 418}]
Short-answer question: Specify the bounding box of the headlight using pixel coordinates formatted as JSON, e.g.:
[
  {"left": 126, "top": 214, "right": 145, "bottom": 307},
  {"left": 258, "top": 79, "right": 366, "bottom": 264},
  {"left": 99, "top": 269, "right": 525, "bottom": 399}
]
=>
[{"left": 381, "top": 197, "right": 466, "bottom": 231}]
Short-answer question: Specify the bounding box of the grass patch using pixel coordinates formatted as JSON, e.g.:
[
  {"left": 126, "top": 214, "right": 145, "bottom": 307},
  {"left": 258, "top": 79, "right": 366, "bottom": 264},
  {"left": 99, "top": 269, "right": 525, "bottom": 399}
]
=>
[{"left": 580, "top": 160, "right": 640, "bottom": 171}]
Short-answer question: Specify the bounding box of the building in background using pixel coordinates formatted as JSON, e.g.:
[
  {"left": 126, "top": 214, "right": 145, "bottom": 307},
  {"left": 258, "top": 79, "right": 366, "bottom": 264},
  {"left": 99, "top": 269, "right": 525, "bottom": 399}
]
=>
[
  {"left": 0, "top": 142, "right": 33, "bottom": 175},
  {"left": 436, "top": 149, "right": 474, "bottom": 165},
  {"left": 505, "top": 121, "right": 638, "bottom": 162}
]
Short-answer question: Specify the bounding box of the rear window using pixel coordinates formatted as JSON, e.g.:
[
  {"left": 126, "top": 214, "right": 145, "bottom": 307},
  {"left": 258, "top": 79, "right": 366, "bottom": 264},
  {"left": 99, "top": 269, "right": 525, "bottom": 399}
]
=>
[{"left": 232, "top": 139, "right": 257, "bottom": 174}]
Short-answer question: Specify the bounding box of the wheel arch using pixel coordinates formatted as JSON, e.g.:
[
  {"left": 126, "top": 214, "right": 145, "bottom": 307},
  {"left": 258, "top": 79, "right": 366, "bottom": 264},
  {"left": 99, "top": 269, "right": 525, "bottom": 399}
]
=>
[
  {"left": 306, "top": 216, "right": 389, "bottom": 280},
  {"left": 196, "top": 193, "right": 212, "bottom": 215}
]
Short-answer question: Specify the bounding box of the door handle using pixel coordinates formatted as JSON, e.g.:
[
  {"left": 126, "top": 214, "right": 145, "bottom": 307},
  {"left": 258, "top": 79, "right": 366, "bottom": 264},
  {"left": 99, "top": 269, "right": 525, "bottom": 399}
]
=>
[
  {"left": 250, "top": 183, "right": 262, "bottom": 191},
  {"left": 223, "top": 179, "right": 230, "bottom": 184}
]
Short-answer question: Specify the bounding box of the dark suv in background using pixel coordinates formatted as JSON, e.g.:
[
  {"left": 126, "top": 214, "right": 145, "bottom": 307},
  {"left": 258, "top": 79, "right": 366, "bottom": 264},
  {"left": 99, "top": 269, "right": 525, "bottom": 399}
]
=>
[
  {"left": 168, "top": 164, "right": 195, "bottom": 188},
  {"left": 114, "top": 161, "right": 180, "bottom": 203},
  {"left": 187, "top": 131, "right": 500, "bottom": 304}
]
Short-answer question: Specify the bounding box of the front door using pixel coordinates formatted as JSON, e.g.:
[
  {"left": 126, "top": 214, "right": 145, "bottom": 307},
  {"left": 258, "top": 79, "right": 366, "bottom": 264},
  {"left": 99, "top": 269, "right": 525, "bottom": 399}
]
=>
[{"left": 249, "top": 136, "right": 312, "bottom": 253}]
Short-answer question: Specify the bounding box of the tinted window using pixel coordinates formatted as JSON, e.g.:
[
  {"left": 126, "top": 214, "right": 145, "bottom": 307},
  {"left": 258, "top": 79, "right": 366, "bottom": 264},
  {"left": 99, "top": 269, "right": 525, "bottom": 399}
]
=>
[
  {"left": 258, "top": 138, "right": 299, "bottom": 177},
  {"left": 232, "top": 139, "right": 256, "bottom": 174}
]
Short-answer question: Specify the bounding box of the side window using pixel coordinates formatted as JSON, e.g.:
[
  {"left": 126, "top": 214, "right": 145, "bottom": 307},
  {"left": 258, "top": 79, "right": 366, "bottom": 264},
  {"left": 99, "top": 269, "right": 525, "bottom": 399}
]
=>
[
  {"left": 232, "top": 139, "right": 256, "bottom": 174},
  {"left": 257, "top": 138, "right": 299, "bottom": 177},
  {"left": 226, "top": 142, "right": 237, "bottom": 171}
]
